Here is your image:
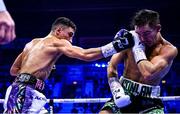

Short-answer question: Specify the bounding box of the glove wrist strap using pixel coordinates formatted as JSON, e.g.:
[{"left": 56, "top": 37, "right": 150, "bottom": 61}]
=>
[
  {"left": 101, "top": 42, "right": 117, "bottom": 58},
  {"left": 133, "top": 48, "right": 147, "bottom": 63}
]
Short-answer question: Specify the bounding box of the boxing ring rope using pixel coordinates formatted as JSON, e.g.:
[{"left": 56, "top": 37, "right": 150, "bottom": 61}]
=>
[{"left": 0, "top": 96, "right": 180, "bottom": 104}]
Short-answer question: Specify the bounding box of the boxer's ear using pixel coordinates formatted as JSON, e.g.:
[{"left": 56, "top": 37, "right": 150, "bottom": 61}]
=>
[
  {"left": 156, "top": 24, "right": 161, "bottom": 32},
  {"left": 55, "top": 27, "right": 62, "bottom": 36}
]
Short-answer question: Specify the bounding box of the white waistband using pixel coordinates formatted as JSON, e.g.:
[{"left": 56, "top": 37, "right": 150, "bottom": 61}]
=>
[{"left": 119, "top": 77, "right": 160, "bottom": 98}]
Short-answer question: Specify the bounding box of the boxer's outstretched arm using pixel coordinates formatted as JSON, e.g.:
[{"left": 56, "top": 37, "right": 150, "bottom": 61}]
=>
[
  {"left": 57, "top": 40, "right": 103, "bottom": 61},
  {"left": 137, "top": 45, "right": 178, "bottom": 80},
  {"left": 57, "top": 29, "right": 134, "bottom": 61},
  {"left": 63, "top": 45, "right": 103, "bottom": 61}
]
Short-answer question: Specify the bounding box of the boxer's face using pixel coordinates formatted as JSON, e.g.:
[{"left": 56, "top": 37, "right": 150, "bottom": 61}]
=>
[
  {"left": 56, "top": 26, "right": 75, "bottom": 43},
  {"left": 135, "top": 24, "right": 161, "bottom": 47},
  {"left": 62, "top": 27, "right": 75, "bottom": 43}
]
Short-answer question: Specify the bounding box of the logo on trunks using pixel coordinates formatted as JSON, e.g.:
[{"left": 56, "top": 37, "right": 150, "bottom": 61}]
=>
[
  {"left": 35, "top": 79, "right": 44, "bottom": 90},
  {"left": 34, "top": 96, "right": 46, "bottom": 101},
  {"left": 122, "top": 79, "right": 152, "bottom": 97}
]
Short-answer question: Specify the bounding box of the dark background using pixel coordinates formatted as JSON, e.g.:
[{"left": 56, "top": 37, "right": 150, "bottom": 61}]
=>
[{"left": 0, "top": 0, "right": 180, "bottom": 113}]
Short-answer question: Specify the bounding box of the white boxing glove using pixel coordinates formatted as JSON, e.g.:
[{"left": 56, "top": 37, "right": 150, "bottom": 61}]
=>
[
  {"left": 0, "top": 0, "right": 6, "bottom": 11},
  {"left": 130, "top": 30, "right": 147, "bottom": 63},
  {"left": 109, "top": 77, "right": 131, "bottom": 107},
  {"left": 101, "top": 29, "right": 134, "bottom": 58}
]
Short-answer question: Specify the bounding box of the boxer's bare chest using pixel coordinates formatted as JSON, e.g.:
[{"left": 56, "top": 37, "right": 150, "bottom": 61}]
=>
[{"left": 123, "top": 43, "right": 164, "bottom": 83}]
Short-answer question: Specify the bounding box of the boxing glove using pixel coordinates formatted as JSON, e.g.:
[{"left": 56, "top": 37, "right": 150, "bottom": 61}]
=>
[
  {"left": 101, "top": 29, "right": 134, "bottom": 58},
  {"left": 130, "top": 30, "right": 147, "bottom": 63},
  {"left": 0, "top": 0, "right": 7, "bottom": 11},
  {"left": 109, "top": 77, "right": 131, "bottom": 107}
]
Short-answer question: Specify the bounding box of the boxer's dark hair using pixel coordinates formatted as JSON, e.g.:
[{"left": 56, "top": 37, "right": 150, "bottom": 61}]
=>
[
  {"left": 131, "top": 9, "right": 160, "bottom": 28},
  {"left": 51, "top": 17, "right": 76, "bottom": 32}
]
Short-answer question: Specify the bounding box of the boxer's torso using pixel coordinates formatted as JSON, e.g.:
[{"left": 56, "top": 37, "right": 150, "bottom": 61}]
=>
[
  {"left": 19, "top": 36, "right": 63, "bottom": 80},
  {"left": 123, "top": 38, "right": 174, "bottom": 85}
]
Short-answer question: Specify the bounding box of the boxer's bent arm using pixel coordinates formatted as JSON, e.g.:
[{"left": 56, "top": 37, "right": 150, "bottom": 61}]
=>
[
  {"left": 107, "top": 52, "right": 131, "bottom": 108},
  {"left": 10, "top": 40, "right": 34, "bottom": 76},
  {"left": 10, "top": 42, "right": 32, "bottom": 76},
  {"left": 10, "top": 52, "right": 23, "bottom": 76},
  {"left": 108, "top": 52, "right": 126, "bottom": 78},
  {"left": 137, "top": 45, "right": 178, "bottom": 80}
]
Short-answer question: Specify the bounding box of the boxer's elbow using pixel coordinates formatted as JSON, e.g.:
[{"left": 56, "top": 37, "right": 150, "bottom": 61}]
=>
[
  {"left": 141, "top": 71, "right": 152, "bottom": 81},
  {"left": 10, "top": 68, "right": 19, "bottom": 76},
  {"left": 138, "top": 63, "right": 156, "bottom": 81},
  {"left": 107, "top": 64, "right": 118, "bottom": 78},
  {"left": 10, "top": 71, "right": 17, "bottom": 76},
  {"left": 141, "top": 68, "right": 158, "bottom": 81},
  {"left": 139, "top": 67, "right": 155, "bottom": 80},
  {"left": 10, "top": 70, "right": 17, "bottom": 76}
]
